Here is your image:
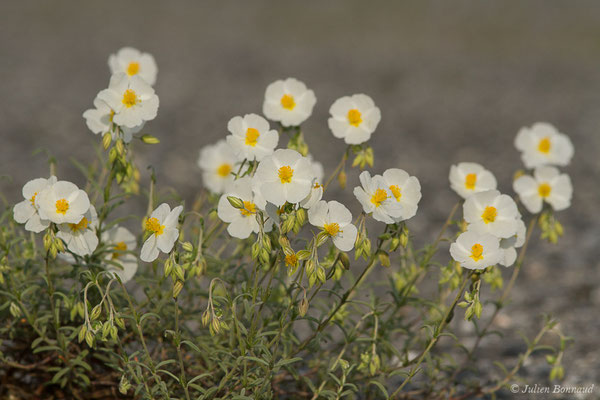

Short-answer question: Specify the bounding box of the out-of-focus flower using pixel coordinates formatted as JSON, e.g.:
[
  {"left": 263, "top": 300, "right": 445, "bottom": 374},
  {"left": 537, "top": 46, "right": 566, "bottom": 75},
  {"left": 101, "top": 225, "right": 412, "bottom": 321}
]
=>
[
  {"left": 382, "top": 168, "right": 422, "bottom": 222},
  {"left": 353, "top": 171, "right": 402, "bottom": 224},
  {"left": 197, "top": 140, "right": 239, "bottom": 194},
  {"left": 450, "top": 230, "right": 502, "bottom": 270},
  {"left": 449, "top": 162, "right": 497, "bottom": 199},
  {"left": 217, "top": 177, "right": 270, "bottom": 239},
  {"left": 37, "top": 180, "right": 90, "bottom": 225},
  {"left": 98, "top": 73, "right": 159, "bottom": 128},
  {"left": 463, "top": 190, "right": 520, "bottom": 239},
  {"left": 328, "top": 94, "right": 381, "bottom": 145},
  {"left": 513, "top": 166, "right": 572, "bottom": 214},
  {"left": 514, "top": 122, "right": 574, "bottom": 169},
  {"left": 499, "top": 219, "right": 526, "bottom": 267},
  {"left": 83, "top": 96, "right": 143, "bottom": 143},
  {"left": 101, "top": 226, "right": 138, "bottom": 283},
  {"left": 226, "top": 113, "right": 278, "bottom": 162},
  {"left": 108, "top": 47, "right": 158, "bottom": 86},
  {"left": 140, "top": 203, "right": 182, "bottom": 262},
  {"left": 253, "top": 149, "right": 315, "bottom": 206},
  {"left": 308, "top": 200, "right": 357, "bottom": 251},
  {"left": 263, "top": 78, "right": 316, "bottom": 127},
  {"left": 13, "top": 176, "right": 57, "bottom": 233},
  {"left": 57, "top": 205, "right": 98, "bottom": 257}
]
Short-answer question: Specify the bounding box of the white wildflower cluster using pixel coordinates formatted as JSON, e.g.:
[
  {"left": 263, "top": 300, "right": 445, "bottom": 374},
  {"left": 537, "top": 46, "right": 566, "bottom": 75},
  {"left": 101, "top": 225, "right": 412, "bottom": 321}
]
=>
[{"left": 450, "top": 122, "right": 574, "bottom": 270}]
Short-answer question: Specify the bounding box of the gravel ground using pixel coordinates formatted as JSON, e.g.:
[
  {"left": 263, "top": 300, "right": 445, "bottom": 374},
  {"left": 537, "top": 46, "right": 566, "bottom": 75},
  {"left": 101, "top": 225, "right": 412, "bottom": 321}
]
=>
[{"left": 1, "top": 1, "right": 599, "bottom": 397}]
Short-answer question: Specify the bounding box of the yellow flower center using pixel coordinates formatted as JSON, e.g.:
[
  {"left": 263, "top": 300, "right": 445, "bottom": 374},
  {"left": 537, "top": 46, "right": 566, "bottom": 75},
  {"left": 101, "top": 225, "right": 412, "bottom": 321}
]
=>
[
  {"left": 240, "top": 201, "right": 257, "bottom": 217},
  {"left": 55, "top": 199, "right": 69, "bottom": 215},
  {"left": 481, "top": 206, "right": 497, "bottom": 224},
  {"left": 389, "top": 185, "right": 402, "bottom": 201},
  {"left": 538, "top": 137, "right": 551, "bottom": 154},
  {"left": 278, "top": 166, "right": 294, "bottom": 184},
  {"left": 30, "top": 192, "right": 38, "bottom": 206},
  {"left": 217, "top": 163, "right": 232, "bottom": 177},
  {"left": 285, "top": 253, "right": 298, "bottom": 267},
  {"left": 127, "top": 61, "right": 140, "bottom": 76},
  {"left": 347, "top": 109, "right": 362, "bottom": 127},
  {"left": 538, "top": 183, "right": 552, "bottom": 198},
  {"left": 280, "top": 94, "right": 296, "bottom": 110},
  {"left": 69, "top": 216, "right": 89, "bottom": 232},
  {"left": 145, "top": 217, "right": 164, "bottom": 236},
  {"left": 370, "top": 189, "right": 388, "bottom": 208},
  {"left": 112, "top": 241, "right": 127, "bottom": 259},
  {"left": 245, "top": 128, "right": 260, "bottom": 147},
  {"left": 469, "top": 243, "right": 484, "bottom": 261},
  {"left": 323, "top": 222, "right": 341, "bottom": 237},
  {"left": 122, "top": 89, "right": 139, "bottom": 108},
  {"left": 465, "top": 173, "right": 477, "bottom": 190}
]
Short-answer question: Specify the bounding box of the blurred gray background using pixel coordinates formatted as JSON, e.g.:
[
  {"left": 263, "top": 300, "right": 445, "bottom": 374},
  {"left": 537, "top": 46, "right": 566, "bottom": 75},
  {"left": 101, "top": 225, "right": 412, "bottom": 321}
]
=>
[{"left": 1, "top": 0, "right": 599, "bottom": 391}]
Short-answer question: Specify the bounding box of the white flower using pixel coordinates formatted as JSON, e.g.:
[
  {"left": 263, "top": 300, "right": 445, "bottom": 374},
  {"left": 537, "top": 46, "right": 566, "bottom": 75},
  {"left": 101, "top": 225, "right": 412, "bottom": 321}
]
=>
[
  {"left": 499, "top": 219, "right": 526, "bottom": 267},
  {"left": 56, "top": 205, "right": 99, "bottom": 257},
  {"left": 299, "top": 155, "right": 325, "bottom": 210},
  {"left": 463, "top": 190, "right": 520, "bottom": 239},
  {"left": 226, "top": 114, "right": 279, "bottom": 162},
  {"left": 263, "top": 78, "right": 317, "bottom": 127},
  {"left": 514, "top": 122, "right": 574, "bottom": 169},
  {"left": 449, "top": 162, "right": 497, "bottom": 199},
  {"left": 83, "top": 95, "right": 143, "bottom": 143},
  {"left": 140, "top": 203, "right": 182, "bottom": 262},
  {"left": 328, "top": 94, "right": 381, "bottom": 145},
  {"left": 197, "top": 140, "right": 240, "bottom": 194},
  {"left": 253, "top": 149, "right": 315, "bottom": 206},
  {"left": 382, "top": 168, "right": 422, "bottom": 222},
  {"left": 217, "top": 177, "right": 271, "bottom": 239},
  {"left": 13, "top": 176, "right": 57, "bottom": 233},
  {"left": 513, "top": 166, "right": 572, "bottom": 214},
  {"left": 97, "top": 73, "right": 159, "bottom": 128},
  {"left": 37, "top": 180, "right": 90, "bottom": 225},
  {"left": 102, "top": 226, "right": 138, "bottom": 283},
  {"left": 108, "top": 47, "right": 158, "bottom": 86},
  {"left": 353, "top": 171, "right": 402, "bottom": 224},
  {"left": 308, "top": 200, "right": 358, "bottom": 252},
  {"left": 450, "top": 230, "right": 502, "bottom": 270}
]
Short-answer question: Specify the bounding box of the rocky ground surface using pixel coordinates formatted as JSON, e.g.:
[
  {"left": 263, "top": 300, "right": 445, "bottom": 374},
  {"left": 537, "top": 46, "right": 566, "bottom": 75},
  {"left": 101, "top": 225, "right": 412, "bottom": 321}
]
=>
[{"left": 1, "top": 1, "right": 599, "bottom": 398}]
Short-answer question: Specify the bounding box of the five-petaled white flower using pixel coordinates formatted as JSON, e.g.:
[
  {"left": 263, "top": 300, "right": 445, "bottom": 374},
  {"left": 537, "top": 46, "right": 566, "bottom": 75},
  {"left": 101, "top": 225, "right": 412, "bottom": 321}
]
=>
[
  {"left": 308, "top": 200, "right": 358, "bottom": 252},
  {"left": 353, "top": 171, "right": 402, "bottom": 224},
  {"left": 197, "top": 139, "right": 240, "bottom": 194},
  {"left": 56, "top": 205, "right": 99, "bottom": 257},
  {"left": 253, "top": 149, "right": 315, "bottom": 206},
  {"left": 382, "top": 168, "right": 422, "bottom": 222},
  {"left": 37, "top": 180, "right": 91, "bottom": 225},
  {"left": 514, "top": 122, "right": 574, "bottom": 169},
  {"left": 217, "top": 177, "right": 271, "bottom": 239},
  {"left": 463, "top": 190, "right": 520, "bottom": 239},
  {"left": 226, "top": 113, "right": 278, "bottom": 162},
  {"left": 450, "top": 230, "right": 502, "bottom": 270},
  {"left": 499, "top": 219, "right": 526, "bottom": 267},
  {"left": 263, "top": 78, "right": 317, "bottom": 127},
  {"left": 108, "top": 47, "right": 158, "bottom": 86},
  {"left": 83, "top": 95, "right": 143, "bottom": 143},
  {"left": 13, "top": 176, "right": 57, "bottom": 233},
  {"left": 98, "top": 73, "right": 159, "bottom": 129},
  {"left": 102, "top": 226, "right": 138, "bottom": 283},
  {"left": 140, "top": 203, "right": 182, "bottom": 262},
  {"left": 513, "top": 166, "right": 572, "bottom": 214},
  {"left": 449, "top": 162, "right": 497, "bottom": 199},
  {"left": 328, "top": 94, "right": 381, "bottom": 145}
]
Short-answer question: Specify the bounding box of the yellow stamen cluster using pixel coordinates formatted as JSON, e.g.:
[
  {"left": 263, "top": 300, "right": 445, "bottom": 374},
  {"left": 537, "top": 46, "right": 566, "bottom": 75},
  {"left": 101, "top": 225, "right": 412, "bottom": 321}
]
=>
[
  {"left": 245, "top": 128, "right": 260, "bottom": 147},
  {"left": 127, "top": 62, "right": 140, "bottom": 76},
  {"left": 538, "top": 183, "right": 552, "bottom": 198},
  {"left": 122, "top": 89, "right": 139, "bottom": 108},
  {"left": 347, "top": 109, "right": 362, "bottom": 127},
  {"left": 465, "top": 173, "right": 477, "bottom": 190},
  {"left": 285, "top": 253, "right": 298, "bottom": 268},
  {"left": 370, "top": 189, "right": 388, "bottom": 208},
  {"left": 481, "top": 206, "right": 497, "bottom": 224},
  {"left": 146, "top": 217, "right": 165, "bottom": 236},
  {"left": 469, "top": 243, "right": 484, "bottom": 261},
  {"left": 389, "top": 185, "right": 402, "bottom": 201},
  {"left": 324, "top": 222, "right": 341, "bottom": 237},
  {"left": 55, "top": 199, "right": 70, "bottom": 215},
  {"left": 30, "top": 192, "right": 38, "bottom": 206},
  {"left": 69, "top": 217, "right": 89, "bottom": 232},
  {"left": 278, "top": 166, "right": 294, "bottom": 184},
  {"left": 240, "top": 201, "right": 257, "bottom": 217},
  {"left": 217, "top": 163, "right": 232, "bottom": 177},
  {"left": 538, "top": 137, "right": 551, "bottom": 154},
  {"left": 280, "top": 94, "right": 296, "bottom": 110},
  {"left": 112, "top": 241, "right": 127, "bottom": 259}
]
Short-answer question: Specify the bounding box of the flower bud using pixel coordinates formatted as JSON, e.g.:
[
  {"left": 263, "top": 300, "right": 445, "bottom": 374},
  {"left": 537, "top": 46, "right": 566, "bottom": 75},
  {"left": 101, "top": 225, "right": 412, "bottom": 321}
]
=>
[
  {"left": 172, "top": 280, "right": 184, "bottom": 299},
  {"left": 141, "top": 134, "right": 160, "bottom": 144},
  {"left": 338, "top": 169, "right": 347, "bottom": 189},
  {"left": 227, "top": 196, "right": 245, "bottom": 209},
  {"left": 181, "top": 241, "right": 194, "bottom": 252},
  {"left": 298, "top": 297, "right": 309, "bottom": 317},
  {"left": 102, "top": 132, "right": 112, "bottom": 150}
]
